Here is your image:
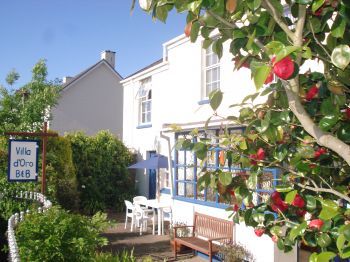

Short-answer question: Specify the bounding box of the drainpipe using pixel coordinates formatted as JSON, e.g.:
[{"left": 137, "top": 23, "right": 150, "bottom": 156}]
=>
[{"left": 160, "top": 131, "right": 173, "bottom": 197}]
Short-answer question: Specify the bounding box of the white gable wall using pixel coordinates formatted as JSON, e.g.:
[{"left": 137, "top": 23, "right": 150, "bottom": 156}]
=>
[{"left": 51, "top": 62, "right": 123, "bottom": 138}]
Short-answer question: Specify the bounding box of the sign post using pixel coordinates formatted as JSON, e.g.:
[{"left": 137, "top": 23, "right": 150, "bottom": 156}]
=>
[{"left": 5, "top": 122, "right": 58, "bottom": 194}]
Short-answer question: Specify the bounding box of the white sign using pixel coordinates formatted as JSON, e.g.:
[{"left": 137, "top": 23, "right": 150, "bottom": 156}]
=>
[{"left": 8, "top": 140, "right": 39, "bottom": 182}]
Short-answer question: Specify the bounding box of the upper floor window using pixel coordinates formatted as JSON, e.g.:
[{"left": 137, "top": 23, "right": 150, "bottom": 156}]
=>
[
  {"left": 203, "top": 46, "right": 220, "bottom": 98},
  {"left": 138, "top": 77, "right": 152, "bottom": 125}
]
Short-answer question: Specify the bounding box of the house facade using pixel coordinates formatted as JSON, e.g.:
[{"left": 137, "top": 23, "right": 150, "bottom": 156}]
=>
[
  {"left": 51, "top": 51, "right": 124, "bottom": 138},
  {"left": 122, "top": 34, "right": 297, "bottom": 261}
]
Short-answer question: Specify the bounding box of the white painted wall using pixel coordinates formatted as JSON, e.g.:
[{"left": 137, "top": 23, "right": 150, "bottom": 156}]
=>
[
  {"left": 122, "top": 34, "right": 297, "bottom": 261},
  {"left": 51, "top": 62, "right": 123, "bottom": 138}
]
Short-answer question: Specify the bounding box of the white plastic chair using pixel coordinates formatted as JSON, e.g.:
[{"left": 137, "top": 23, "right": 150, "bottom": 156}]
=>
[
  {"left": 133, "top": 196, "right": 149, "bottom": 211},
  {"left": 134, "top": 204, "right": 155, "bottom": 235},
  {"left": 124, "top": 200, "right": 135, "bottom": 232},
  {"left": 162, "top": 207, "right": 172, "bottom": 235}
]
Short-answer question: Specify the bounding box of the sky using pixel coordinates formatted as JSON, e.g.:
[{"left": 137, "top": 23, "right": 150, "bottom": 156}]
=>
[{"left": 0, "top": 0, "right": 186, "bottom": 88}]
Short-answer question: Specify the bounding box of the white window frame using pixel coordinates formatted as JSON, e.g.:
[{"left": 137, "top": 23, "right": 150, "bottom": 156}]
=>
[
  {"left": 138, "top": 77, "right": 152, "bottom": 125},
  {"left": 202, "top": 45, "right": 220, "bottom": 99}
]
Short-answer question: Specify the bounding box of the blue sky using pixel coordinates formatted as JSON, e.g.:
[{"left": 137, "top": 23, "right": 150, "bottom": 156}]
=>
[{"left": 0, "top": 0, "right": 185, "bottom": 88}]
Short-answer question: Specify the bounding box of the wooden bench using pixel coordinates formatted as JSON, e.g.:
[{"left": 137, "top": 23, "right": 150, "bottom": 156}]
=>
[{"left": 173, "top": 212, "right": 234, "bottom": 262}]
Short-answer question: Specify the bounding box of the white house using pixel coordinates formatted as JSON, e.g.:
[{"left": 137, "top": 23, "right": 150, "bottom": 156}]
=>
[
  {"left": 122, "top": 34, "right": 297, "bottom": 261},
  {"left": 51, "top": 51, "right": 124, "bottom": 138}
]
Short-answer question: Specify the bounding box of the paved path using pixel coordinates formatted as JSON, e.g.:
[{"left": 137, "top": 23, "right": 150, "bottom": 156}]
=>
[{"left": 102, "top": 212, "right": 204, "bottom": 261}]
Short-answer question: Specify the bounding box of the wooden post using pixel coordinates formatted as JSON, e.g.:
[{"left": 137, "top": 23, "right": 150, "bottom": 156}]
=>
[
  {"left": 5, "top": 122, "right": 58, "bottom": 194},
  {"left": 41, "top": 122, "right": 47, "bottom": 194}
]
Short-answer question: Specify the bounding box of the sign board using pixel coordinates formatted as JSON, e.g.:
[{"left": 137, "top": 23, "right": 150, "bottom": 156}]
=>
[{"left": 8, "top": 139, "right": 39, "bottom": 182}]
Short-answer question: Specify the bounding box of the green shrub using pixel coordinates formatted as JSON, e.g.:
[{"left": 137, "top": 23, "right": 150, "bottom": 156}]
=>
[
  {"left": 46, "top": 135, "right": 78, "bottom": 210},
  {"left": 16, "top": 206, "right": 110, "bottom": 262},
  {"left": 94, "top": 250, "right": 136, "bottom": 262},
  {"left": 67, "top": 131, "right": 134, "bottom": 214}
]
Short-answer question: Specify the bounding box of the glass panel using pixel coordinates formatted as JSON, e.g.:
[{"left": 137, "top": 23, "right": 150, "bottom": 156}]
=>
[
  {"left": 206, "top": 69, "right": 211, "bottom": 84},
  {"left": 177, "top": 182, "right": 185, "bottom": 196},
  {"left": 185, "top": 150, "right": 194, "bottom": 165},
  {"left": 206, "top": 187, "right": 216, "bottom": 202},
  {"left": 197, "top": 186, "right": 205, "bottom": 201},
  {"left": 207, "top": 150, "right": 216, "bottom": 167},
  {"left": 186, "top": 183, "right": 194, "bottom": 198},
  {"left": 177, "top": 168, "right": 185, "bottom": 180},
  {"left": 178, "top": 151, "right": 185, "bottom": 165},
  {"left": 186, "top": 167, "right": 194, "bottom": 181},
  {"left": 259, "top": 172, "right": 273, "bottom": 190}
]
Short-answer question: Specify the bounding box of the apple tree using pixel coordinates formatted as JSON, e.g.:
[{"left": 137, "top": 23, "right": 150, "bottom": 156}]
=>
[{"left": 135, "top": 0, "right": 350, "bottom": 260}]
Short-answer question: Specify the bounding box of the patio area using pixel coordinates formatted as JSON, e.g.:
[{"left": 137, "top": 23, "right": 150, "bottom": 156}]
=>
[{"left": 102, "top": 212, "right": 205, "bottom": 262}]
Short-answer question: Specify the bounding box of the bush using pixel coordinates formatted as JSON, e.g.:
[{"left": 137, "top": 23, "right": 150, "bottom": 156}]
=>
[
  {"left": 219, "top": 243, "right": 255, "bottom": 262},
  {"left": 94, "top": 250, "right": 136, "bottom": 262},
  {"left": 46, "top": 135, "right": 78, "bottom": 210},
  {"left": 66, "top": 131, "right": 134, "bottom": 214},
  {"left": 16, "top": 206, "right": 110, "bottom": 262}
]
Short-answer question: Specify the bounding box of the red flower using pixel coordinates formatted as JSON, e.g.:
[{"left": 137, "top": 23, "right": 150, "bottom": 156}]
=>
[
  {"left": 273, "top": 56, "right": 295, "bottom": 80},
  {"left": 270, "top": 191, "right": 288, "bottom": 212},
  {"left": 314, "top": 148, "right": 327, "bottom": 159},
  {"left": 306, "top": 85, "right": 319, "bottom": 101},
  {"left": 254, "top": 228, "right": 265, "bottom": 237},
  {"left": 271, "top": 235, "right": 279, "bottom": 243},
  {"left": 296, "top": 209, "right": 307, "bottom": 217},
  {"left": 249, "top": 154, "right": 257, "bottom": 165},
  {"left": 346, "top": 108, "right": 350, "bottom": 119},
  {"left": 309, "top": 219, "right": 324, "bottom": 230},
  {"left": 230, "top": 190, "right": 235, "bottom": 197},
  {"left": 257, "top": 148, "right": 265, "bottom": 161},
  {"left": 292, "top": 194, "right": 305, "bottom": 208},
  {"left": 271, "top": 191, "right": 282, "bottom": 201},
  {"left": 264, "top": 71, "right": 274, "bottom": 84},
  {"left": 233, "top": 204, "right": 240, "bottom": 211}
]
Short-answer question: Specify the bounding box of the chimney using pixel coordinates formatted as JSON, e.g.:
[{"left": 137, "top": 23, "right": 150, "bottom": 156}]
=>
[
  {"left": 63, "top": 76, "right": 73, "bottom": 84},
  {"left": 101, "top": 50, "right": 115, "bottom": 68}
]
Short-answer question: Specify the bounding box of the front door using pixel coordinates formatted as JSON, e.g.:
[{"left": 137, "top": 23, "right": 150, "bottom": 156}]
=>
[{"left": 148, "top": 151, "right": 156, "bottom": 199}]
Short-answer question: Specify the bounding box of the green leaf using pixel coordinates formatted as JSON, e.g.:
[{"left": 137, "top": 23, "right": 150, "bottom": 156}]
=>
[
  {"left": 331, "top": 15, "right": 347, "bottom": 38},
  {"left": 219, "top": 172, "right": 232, "bottom": 186},
  {"left": 318, "top": 199, "right": 339, "bottom": 220},
  {"left": 285, "top": 190, "right": 297, "bottom": 204},
  {"left": 246, "top": 0, "right": 261, "bottom": 11},
  {"left": 337, "top": 123, "right": 350, "bottom": 142},
  {"left": 317, "top": 233, "right": 332, "bottom": 248},
  {"left": 312, "top": 0, "right": 325, "bottom": 13},
  {"left": 252, "top": 213, "right": 265, "bottom": 224},
  {"left": 318, "top": 114, "right": 339, "bottom": 131},
  {"left": 320, "top": 98, "right": 337, "bottom": 115},
  {"left": 317, "top": 252, "right": 336, "bottom": 261},
  {"left": 203, "top": 39, "right": 213, "bottom": 49},
  {"left": 190, "top": 21, "right": 201, "bottom": 43},
  {"left": 337, "top": 234, "right": 346, "bottom": 251},
  {"left": 341, "top": 224, "right": 350, "bottom": 241},
  {"left": 275, "top": 185, "right": 293, "bottom": 192},
  {"left": 305, "top": 195, "right": 317, "bottom": 211},
  {"left": 265, "top": 41, "right": 285, "bottom": 55},
  {"left": 247, "top": 172, "right": 257, "bottom": 189},
  {"left": 188, "top": 0, "right": 202, "bottom": 13},
  {"left": 309, "top": 252, "right": 318, "bottom": 262},
  {"left": 209, "top": 89, "right": 223, "bottom": 111},
  {"left": 212, "top": 39, "right": 223, "bottom": 59},
  {"left": 254, "top": 65, "right": 271, "bottom": 90},
  {"left": 275, "top": 46, "right": 300, "bottom": 63},
  {"left": 289, "top": 222, "right": 307, "bottom": 242},
  {"left": 155, "top": 5, "right": 169, "bottom": 22},
  {"left": 270, "top": 226, "right": 283, "bottom": 236},
  {"left": 295, "top": 0, "right": 312, "bottom": 4},
  {"left": 331, "top": 44, "right": 350, "bottom": 70}
]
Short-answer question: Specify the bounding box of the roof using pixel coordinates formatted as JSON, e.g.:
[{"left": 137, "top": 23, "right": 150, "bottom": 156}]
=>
[
  {"left": 61, "top": 59, "right": 123, "bottom": 91},
  {"left": 124, "top": 58, "right": 163, "bottom": 79}
]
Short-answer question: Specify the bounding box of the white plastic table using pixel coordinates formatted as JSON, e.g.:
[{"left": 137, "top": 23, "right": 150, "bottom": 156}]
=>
[{"left": 145, "top": 199, "right": 171, "bottom": 235}]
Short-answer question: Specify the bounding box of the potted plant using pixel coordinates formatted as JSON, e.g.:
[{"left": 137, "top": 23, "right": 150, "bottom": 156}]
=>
[
  {"left": 169, "top": 222, "right": 191, "bottom": 252},
  {"left": 219, "top": 243, "right": 255, "bottom": 262}
]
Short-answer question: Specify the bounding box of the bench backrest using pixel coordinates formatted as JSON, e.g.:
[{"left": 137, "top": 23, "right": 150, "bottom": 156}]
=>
[{"left": 193, "top": 212, "right": 234, "bottom": 242}]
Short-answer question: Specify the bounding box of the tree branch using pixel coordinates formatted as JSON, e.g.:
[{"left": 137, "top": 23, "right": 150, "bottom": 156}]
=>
[
  {"left": 309, "top": 21, "right": 332, "bottom": 60},
  {"left": 262, "top": 0, "right": 294, "bottom": 40},
  {"left": 296, "top": 182, "right": 350, "bottom": 203},
  {"left": 283, "top": 82, "right": 350, "bottom": 166},
  {"left": 207, "top": 10, "right": 267, "bottom": 53}
]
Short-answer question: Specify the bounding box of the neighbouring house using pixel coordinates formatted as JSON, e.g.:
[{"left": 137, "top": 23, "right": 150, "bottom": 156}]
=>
[
  {"left": 122, "top": 34, "right": 298, "bottom": 262},
  {"left": 50, "top": 50, "right": 124, "bottom": 138}
]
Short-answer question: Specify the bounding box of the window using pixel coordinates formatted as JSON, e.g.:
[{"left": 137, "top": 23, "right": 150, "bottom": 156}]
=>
[
  {"left": 203, "top": 46, "right": 220, "bottom": 98},
  {"left": 138, "top": 77, "right": 152, "bottom": 125},
  {"left": 174, "top": 128, "right": 279, "bottom": 208}
]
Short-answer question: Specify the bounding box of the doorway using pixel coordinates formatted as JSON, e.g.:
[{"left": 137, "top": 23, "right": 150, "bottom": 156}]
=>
[{"left": 148, "top": 151, "right": 156, "bottom": 199}]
